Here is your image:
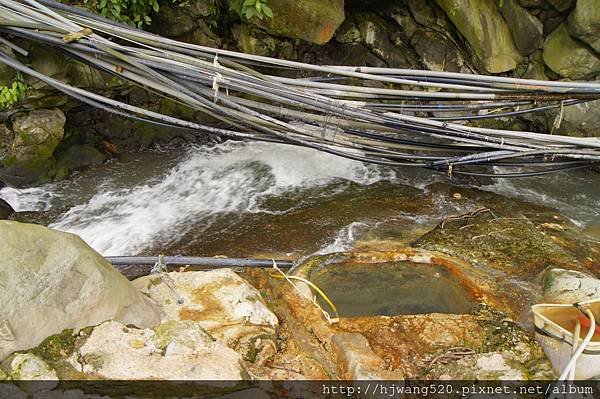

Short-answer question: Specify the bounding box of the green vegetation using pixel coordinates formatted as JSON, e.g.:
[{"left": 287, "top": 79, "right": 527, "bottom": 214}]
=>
[
  {"left": 0, "top": 73, "right": 28, "bottom": 110},
  {"left": 230, "top": 0, "right": 273, "bottom": 20},
  {"left": 82, "top": 0, "right": 272, "bottom": 28},
  {"left": 83, "top": 0, "right": 189, "bottom": 28}
]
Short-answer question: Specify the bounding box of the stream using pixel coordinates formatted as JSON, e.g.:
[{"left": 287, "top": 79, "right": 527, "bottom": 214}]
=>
[{"left": 2, "top": 140, "right": 600, "bottom": 260}]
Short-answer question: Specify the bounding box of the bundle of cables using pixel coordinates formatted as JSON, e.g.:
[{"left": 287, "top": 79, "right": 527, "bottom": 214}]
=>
[{"left": 2, "top": 0, "right": 600, "bottom": 177}]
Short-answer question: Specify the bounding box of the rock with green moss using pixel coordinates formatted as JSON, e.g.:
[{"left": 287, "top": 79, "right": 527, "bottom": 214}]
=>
[
  {"left": 72, "top": 320, "right": 248, "bottom": 381},
  {"left": 55, "top": 144, "right": 106, "bottom": 171},
  {"left": 543, "top": 23, "right": 600, "bottom": 79},
  {"left": 435, "top": 0, "right": 522, "bottom": 72},
  {"left": 0, "top": 221, "right": 163, "bottom": 361},
  {"left": 568, "top": 0, "right": 600, "bottom": 53},
  {"left": 498, "top": 0, "right": 543, "bottom": 56},
  {"left": 152, "top": 320, "right": 215, "bottom": 354},
  {"left": 413, "top": 185, "right": 599, "bottom": 279},
  {"left": 2, "top": 353, "right": 58, "bottom": 381},
  {"left": 238, "top": 0, "right": 345, "bottom": 45},
  {"left": 548, "top": 0, "right": 576, "bottom": 12},
  {"left": 0, "top": 109, "right": 65, "bottom": 187},
  {"left": 232, "top": 24, "right": 278, "bottom": 57}
]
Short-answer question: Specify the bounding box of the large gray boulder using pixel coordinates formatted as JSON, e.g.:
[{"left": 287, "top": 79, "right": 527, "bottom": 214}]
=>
[
  {"left": 0, "top": 221, "right": 162, "bottom": 361},
  {"left": 568, "top": 0, "right": 600, "bottom": 53}
]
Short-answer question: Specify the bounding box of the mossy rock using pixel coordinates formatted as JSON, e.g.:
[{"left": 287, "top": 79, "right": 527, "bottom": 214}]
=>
[
  {"left": 543, "top": 23, "right": 600, "bottom": 79},
  {"left": 568, "top": 0, "right": 600, "bottom": 53},
  {"left": 238, "top": 0, "right": 345, "bottom": 45},
  {"left": 55, "top": 144, "right": 106, "bottom": 172},
  {"left": 435, "top": 0, "right": 522, "bottom": 72}
]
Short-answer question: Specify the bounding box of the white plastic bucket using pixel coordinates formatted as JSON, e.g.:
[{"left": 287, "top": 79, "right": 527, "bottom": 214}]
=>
[{"left": 532, "top": 299, "right": 600, "bottom": 380}]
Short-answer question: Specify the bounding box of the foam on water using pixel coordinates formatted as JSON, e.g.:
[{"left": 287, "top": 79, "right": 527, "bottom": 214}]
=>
[
  {"left": 12, "top": 141, "right": 394, "bottom": 255},
  {"left": 3, "top": 140, "right": 599, "bottom": 257}
]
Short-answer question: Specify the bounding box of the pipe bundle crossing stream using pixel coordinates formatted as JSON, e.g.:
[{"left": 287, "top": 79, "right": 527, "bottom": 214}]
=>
[{"left": 2, "top": 0, "right": 600, "bottom": 177}]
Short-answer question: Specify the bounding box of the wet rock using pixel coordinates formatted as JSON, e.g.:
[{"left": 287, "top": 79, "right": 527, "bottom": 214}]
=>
[
  {"left": 0, "top": 383, "right": 26, "bottom": 399},
  {"left": 568, "top": 0, "right": 600, "bottom": 53},
  {"left": 436, "top": 352, "right": 526, "bottom": 379},
  {"left": 334, "top": 20, "right": 361, "bottom": 44},
  {"left": 410, "top": 29, "right": 465, "bottom": 72},
  {"left": 354, "top": 13, "right": 417, "bottom": 68},
  {"left": 27, "top": 44, "right": 111, "bottom": 91},
  {"left": 543, "top": 23, "right": 600, "bottom": 79},
  {"left": 150, "top": 3, "right": 196, "bottom": 37},
  {"left": 519, "top": 0, "right": 544, "bottom": 7},
  {"left": 232, "top": 24, "right": 278, "bottom": 57},
  {"left": 413, "top": 196, "right": 599, "bottom": 279},
  {"left": 0, "top": 45, "right": 16, "bottom": 87},
  {"left": 548, "top": 0, "right": 576, "bottom": 12},
  {"left": 70, "top": 320, "right": 247, "bottom": 381},
  {"left": 0, "top": 124, "right": 12, "bottom": 159},
  {"left": 544, "top": 99, "right": 600, "bottom": 137},
  {"left": 498, "top": 0, "right": 544, "bottom": 55},
  {"left": 407, "top": 0, "right": 437, "bottom": 27},
  {"left": 241, "top": 0, "right": 345, "bottom": 45},
  {"left": 55, "top": 144, "right": 106, "bottom": 171},
  {"left": 0, "top": 197, "right": 13, "bottom": 220},
  {"left": 0, "top": 109, "right": 65, "bottom": 187},
  {"left": 133, "top": 269, "right": 278, "bottom": 365},
  {"left": 178, "top": 20, "right": 222, "bottom": 48},
  {"left": 434, "top": 0, "right": 522, "bottom": 72},
  {"left": 541, "top": 268, "right": 600, "bottom": 303},
  {"left": 520, "top": 50, "right": 550, "bottom": 80},
  {"left": 339, "top": 309, "right": 555, "bottom": 379},
  {"left": 0, "top": 221, "right": 162, "bottom": 361}
]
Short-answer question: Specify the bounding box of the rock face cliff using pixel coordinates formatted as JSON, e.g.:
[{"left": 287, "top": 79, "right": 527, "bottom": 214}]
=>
[{"left": 0, "top": 0, "right": 599, "bottom": 187}]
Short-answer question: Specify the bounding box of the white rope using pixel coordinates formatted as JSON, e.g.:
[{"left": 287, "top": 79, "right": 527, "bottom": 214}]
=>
[
  {"left": 557, "top": 309, "right": 596, "bottom": 382},
  {"left": 152, "top": 254, "right": 184, "bottom": 305}
]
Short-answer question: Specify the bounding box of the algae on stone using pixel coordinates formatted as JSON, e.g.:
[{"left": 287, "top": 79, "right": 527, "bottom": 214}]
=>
[
  {"left": 568, "top": 0, "right": 600, "bottom": 53},
  {"left": 435, "top": 0, "right": 522, "bottom": 72},
  {"left": 543, "top": 23, "right": 600, "bottom": 79},
  {"left": 237, "top": 0, "right": 345, "bottom": 45}
]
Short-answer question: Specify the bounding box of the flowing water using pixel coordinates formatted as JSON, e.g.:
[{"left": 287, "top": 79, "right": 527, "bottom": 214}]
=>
[
  {"left": 2, "top": 140, "right": 599, "bottom": 259},
  {"left": 4, "top": 140, "right": 600, "bottom": 318}
]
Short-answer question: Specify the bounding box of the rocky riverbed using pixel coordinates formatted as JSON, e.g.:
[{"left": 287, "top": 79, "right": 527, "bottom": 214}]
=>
[{"left": 0, "top": 153, "right": 599, "bottom": 395}]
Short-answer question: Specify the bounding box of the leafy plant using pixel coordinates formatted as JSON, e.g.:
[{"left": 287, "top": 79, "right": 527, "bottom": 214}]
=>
[
  {"left": 0, "top": 73, "right": 28, "bottom": 110},
  {"left": 230, "top": 0, "right": 273, "bottom": 20},
  {"left": 83, "top": 0, "right": 189, "bottom": 28}
]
